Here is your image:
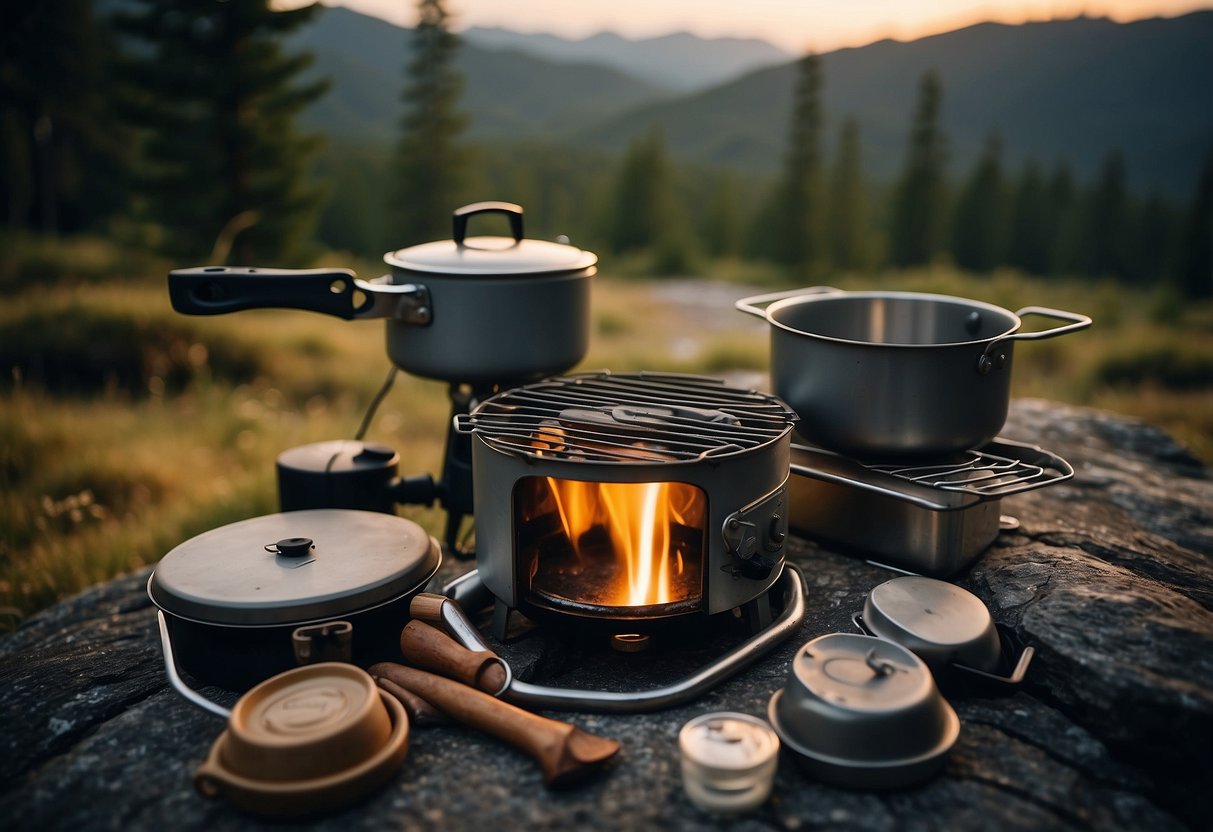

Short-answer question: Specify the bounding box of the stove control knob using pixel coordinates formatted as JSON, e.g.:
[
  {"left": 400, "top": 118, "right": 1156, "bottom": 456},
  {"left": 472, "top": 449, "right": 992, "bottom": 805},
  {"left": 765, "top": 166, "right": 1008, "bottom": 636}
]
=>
[{"left": 768, "top": 515, "right": 786, "bottom": 546}]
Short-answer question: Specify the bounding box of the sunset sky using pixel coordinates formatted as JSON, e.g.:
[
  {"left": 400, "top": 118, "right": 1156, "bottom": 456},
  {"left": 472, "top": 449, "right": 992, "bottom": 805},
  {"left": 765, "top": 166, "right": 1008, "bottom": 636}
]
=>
[{"left": 301, "top": 0, "right": 1212, "bottom": 52}]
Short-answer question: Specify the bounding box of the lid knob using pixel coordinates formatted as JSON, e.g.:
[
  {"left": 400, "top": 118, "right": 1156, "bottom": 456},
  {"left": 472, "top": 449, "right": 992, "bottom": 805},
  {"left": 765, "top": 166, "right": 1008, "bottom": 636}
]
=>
[{"left": 268, "top": 537, "right": 314, "bottom": 558}]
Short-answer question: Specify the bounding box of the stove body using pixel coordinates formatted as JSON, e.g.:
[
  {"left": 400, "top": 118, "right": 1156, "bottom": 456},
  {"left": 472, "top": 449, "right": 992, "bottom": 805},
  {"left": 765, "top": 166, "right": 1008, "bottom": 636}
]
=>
[{"left": 456, "top": 373, "right": 800, "bottom": 634}]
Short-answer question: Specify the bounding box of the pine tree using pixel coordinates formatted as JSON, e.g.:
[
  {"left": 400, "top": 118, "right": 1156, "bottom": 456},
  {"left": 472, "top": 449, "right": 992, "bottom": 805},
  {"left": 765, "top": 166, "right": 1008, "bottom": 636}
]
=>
[
  {"left": 113, "top": 0, "right": 328, "bottom": 263},
  {"left": 1, "top": 2, "right": 127, "bottom": 233},
  {"left": 1174, "top": 151, "right": 1213, "bottom": 299},
  {"left": 391, "top": 0, "right": 469, "bottom": 246},
  {"left": 889, "top": 71, "right": 948, "bottom": 268},
  {"left": 828, "top": 117, "right": 867, "bottom": 271},
  {"left": 950, "top": 133, "right": 1007, "bottom": 273},
  {"left": 1045, "top": 162, "right": 1079, "bottom": 274},
  {"left": 607, "top": 127, "right": 673, "bottom": 254},
  {"left": 767, "top": 53, "right": 826, "bottom": 276},
  {"left": 1006, "top": 161, "right": 1049, "bottom": 275},
  {"left": 1082, "top": 151, "right": 1130, "bottom": 278},
  {"left": 703, "top": 174, "right": 743, "bottom": 259}
]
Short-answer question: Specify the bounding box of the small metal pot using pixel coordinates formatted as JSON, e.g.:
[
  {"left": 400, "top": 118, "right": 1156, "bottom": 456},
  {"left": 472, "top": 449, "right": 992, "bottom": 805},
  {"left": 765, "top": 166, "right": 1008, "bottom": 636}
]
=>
[
  {"left": 737, "top": 287, "right": 1091, "bottom": 457},
  {"left": 168, "top": 202, "right": 597, "bottom": 385},
  {"left": 862, "top": 577, "right": 1002, "bottom": 673},
  {"left": 767, "top": 633, "right": 959, "bottom": 789}
]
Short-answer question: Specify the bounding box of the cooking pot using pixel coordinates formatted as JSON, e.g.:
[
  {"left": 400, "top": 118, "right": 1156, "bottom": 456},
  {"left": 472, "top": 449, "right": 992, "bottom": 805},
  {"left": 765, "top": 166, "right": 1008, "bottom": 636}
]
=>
[
  {"left": 737, "top": 287, "right": 1091, "bottom": 458},
  {"left": 148, "top": 509, "right": 441, "bottom": 690},
  {"left": 168, "top": 202, "right": 598, "bottom": 385}
]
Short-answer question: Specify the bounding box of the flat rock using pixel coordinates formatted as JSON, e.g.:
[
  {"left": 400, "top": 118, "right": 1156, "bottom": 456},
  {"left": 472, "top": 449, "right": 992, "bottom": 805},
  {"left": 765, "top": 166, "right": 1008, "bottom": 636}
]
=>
[{"left": 1, "top": 400, "right": 1209, "bottom": 831}]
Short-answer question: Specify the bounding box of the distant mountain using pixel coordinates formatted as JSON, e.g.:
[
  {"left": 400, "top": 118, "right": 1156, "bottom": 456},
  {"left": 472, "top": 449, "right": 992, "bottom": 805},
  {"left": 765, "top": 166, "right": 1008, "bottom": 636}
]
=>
[
  {"left": 290, "top": 8, "right": 1212, "bottom": 197},
  {"left": 288, "top": 7, "right": 663, "bottom": 143},
  {"left": 573, "top": 13, "right": 1213, "bottom": 196},
  {"left": 461, "top": 27, "right": 794, "bottom": 93}
]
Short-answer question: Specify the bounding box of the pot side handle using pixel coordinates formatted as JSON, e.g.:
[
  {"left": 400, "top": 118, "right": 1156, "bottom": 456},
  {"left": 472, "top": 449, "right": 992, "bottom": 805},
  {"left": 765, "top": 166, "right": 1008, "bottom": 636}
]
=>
[
  {"left": 978, "top": 306, "right": 1092, "bottom": 374},
  {"left": 734, "top": 286, "right": 843, "bottom": 318},
  {"left": 169, "top": 266, "right": 366, "bottom": 319}
]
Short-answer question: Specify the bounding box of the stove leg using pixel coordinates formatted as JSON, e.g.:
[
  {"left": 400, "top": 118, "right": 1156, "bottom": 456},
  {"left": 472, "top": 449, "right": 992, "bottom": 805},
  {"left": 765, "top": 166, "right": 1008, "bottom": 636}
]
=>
[
  {"left": 741, "top": 589, "right": 773, "bottom": 636},
  {"left": 491, "top": 600, "right": 514, "bottom": 643}
]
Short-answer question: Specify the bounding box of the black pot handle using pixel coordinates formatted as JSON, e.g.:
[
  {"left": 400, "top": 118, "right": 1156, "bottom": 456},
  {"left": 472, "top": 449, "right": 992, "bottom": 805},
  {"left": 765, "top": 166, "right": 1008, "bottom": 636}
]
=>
[
  {"left": 452, "top": 201, "right": 524, "bottom": 246},
  {"left": 169, "top": 266, "right": 365, "bottom": 319}
]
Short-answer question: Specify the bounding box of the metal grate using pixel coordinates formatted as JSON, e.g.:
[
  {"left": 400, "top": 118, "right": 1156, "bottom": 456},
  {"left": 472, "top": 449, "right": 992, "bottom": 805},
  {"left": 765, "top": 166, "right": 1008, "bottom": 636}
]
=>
[
  {"left": 867, "top": 441, "right": 1072, "bottom": 499},
  {"left": 460, "top": 372, "right": 797, "bottom": 464}
]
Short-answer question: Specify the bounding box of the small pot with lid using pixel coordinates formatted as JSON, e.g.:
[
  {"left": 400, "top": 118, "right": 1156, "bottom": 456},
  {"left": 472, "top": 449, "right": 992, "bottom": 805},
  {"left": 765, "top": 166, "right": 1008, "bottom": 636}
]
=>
[
  {"left": 168, "top": 202, "right": 598, "bottom": 386},
  {"left": 148, "top": 508, "right": 441, "bottom": 690},
  {"left": 767, "top": 633, "right": 959, "bottom": 789}
]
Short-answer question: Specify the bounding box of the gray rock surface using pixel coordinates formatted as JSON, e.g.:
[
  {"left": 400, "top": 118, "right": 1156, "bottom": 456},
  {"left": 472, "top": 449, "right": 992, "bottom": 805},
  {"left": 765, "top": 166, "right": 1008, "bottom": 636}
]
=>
[{"left": 2, "top": 400, "right": 1210, "bottom": 831}]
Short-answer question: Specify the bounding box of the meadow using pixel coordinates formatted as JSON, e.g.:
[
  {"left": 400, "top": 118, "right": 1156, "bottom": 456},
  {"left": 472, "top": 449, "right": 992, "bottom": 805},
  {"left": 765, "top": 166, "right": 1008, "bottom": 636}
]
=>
[{"left": 2, "top": 235, "right": 1210, "bottom": 628}]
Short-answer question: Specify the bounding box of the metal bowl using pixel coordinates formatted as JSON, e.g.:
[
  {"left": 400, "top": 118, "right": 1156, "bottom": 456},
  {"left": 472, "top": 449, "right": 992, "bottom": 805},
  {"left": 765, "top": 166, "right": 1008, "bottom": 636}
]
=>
[
  {"left": 767, "top": 633, "right": 959, "bottom": 789},
  {"left": 862, "top": 576, "right": 1002, "bottom": 673}
]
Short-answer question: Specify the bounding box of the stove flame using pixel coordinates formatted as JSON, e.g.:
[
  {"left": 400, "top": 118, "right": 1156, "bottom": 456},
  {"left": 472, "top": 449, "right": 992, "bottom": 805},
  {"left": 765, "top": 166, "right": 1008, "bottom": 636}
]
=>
[{"left": 543, "top": 477, "right": 703, "bottom": 606}]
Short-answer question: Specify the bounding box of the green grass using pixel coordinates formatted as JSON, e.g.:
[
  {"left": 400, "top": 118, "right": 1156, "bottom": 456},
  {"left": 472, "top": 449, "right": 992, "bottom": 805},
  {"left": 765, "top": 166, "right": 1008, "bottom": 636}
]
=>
[{"left": 1, "top": 238, "right": 1210, "bottom": 627}]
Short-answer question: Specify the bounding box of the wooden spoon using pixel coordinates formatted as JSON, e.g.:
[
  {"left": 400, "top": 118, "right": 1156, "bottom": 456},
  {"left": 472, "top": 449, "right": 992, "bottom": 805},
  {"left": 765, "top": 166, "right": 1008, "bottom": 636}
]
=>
[{"left": 368, "top": 662, "right": 620, "bottom": 788}]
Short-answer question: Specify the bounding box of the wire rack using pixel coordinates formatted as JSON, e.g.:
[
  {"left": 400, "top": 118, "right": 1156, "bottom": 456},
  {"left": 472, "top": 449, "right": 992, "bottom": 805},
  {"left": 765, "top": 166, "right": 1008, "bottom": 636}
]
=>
[{"left": 458, "top": 371, "right": 797, "bottom": 464}]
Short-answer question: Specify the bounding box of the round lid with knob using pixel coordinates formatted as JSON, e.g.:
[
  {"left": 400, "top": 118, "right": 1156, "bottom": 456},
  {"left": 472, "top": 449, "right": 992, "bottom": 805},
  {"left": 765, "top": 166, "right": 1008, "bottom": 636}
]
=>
[
  {"left": 148, "top": 509, "right": 440, "bottom": 626},
  {"left": 384, "top": 202, "right": 598, "bottom": 276}
]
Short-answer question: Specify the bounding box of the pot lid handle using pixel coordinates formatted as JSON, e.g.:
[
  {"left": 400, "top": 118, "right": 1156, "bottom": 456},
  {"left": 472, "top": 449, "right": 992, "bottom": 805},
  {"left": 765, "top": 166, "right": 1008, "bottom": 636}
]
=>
[{"left": 453, "top": 201, "right": 524, "bottom": 246}]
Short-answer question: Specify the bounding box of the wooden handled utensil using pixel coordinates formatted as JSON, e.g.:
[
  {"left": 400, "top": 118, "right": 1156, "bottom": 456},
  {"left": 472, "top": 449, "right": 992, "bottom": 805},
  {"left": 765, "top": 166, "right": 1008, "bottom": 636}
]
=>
[
  {"left": 368, "top": 662, "right": 620, "bottom": 788},
  {"left": 399, "top": 618, "right": 509, "bottom": 695}
]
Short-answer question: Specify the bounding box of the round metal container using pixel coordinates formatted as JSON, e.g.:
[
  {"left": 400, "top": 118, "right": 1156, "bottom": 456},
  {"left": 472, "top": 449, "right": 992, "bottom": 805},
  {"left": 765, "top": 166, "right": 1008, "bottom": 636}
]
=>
[
  {"left": 679, "top": 712, "right": 780, "bottom": 813},
  {"left": 768, "top": 633, "right": 959, "bottom": 789},
  {"left": 863, "top": 576, "right": 1002, "bottom": 673},
  {"left": 148, "top": 509, "right": 441, "bottom": 690}
]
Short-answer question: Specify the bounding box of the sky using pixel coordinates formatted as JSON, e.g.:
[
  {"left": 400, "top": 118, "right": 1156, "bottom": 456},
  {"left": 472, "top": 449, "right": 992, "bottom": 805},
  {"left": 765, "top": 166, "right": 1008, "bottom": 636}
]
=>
[{"left": 298, "top": 0, "right": 1212, "bottom": 52}]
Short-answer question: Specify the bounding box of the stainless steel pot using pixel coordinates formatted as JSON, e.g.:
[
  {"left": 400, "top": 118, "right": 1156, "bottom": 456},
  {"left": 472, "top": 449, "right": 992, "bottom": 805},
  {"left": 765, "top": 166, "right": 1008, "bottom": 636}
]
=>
[
  {"left": 168, "top": 202, "right": 597, "bottom": 385},
  {"left": 737, "top": 287, "right": 1091, "bottom": 457}
]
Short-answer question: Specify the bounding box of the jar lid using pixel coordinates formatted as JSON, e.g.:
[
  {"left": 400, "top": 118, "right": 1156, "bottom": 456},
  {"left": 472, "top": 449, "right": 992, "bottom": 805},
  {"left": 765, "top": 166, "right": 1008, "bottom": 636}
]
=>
[
  {"left": 148, "top": 509, "right": 440, "bottom": 626},
  {"left": 679, "top": 712, "right": 780, "bottom": 775}
]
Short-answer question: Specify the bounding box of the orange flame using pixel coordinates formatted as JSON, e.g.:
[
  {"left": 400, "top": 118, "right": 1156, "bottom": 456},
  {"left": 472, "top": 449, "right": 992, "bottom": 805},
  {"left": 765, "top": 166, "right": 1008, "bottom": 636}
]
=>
[{"left": 543, "top": 477, "right": 704, "bottom": 606}]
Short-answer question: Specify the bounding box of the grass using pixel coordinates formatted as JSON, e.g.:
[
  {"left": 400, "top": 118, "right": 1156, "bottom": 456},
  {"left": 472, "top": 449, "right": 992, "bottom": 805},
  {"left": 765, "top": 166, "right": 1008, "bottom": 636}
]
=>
[{"left": 1, "top": 239, "right": 1210, "bottom": 627}]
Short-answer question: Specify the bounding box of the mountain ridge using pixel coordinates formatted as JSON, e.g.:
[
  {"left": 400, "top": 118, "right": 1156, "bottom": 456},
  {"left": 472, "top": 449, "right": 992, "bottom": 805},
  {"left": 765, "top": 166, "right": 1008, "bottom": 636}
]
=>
[
  {"left": 460, "top": 25, "right": 794, "bottom": 92},
  {"left": 292, "top": 8, "right": 1213, "bottom": 196}
]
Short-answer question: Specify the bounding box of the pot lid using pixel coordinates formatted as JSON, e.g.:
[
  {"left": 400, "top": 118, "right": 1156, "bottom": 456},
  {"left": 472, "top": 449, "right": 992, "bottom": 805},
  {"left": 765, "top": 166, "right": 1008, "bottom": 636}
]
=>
[
  {"left": 149, "top": 509, "right": 440, "bottom": 626},
  {"left": 791, "top": 633, "right": 932, "bottom": 713},
  {"left": 862, "top": 576, "right": 1001, "bottom": 672},
  {"left": 384, "top": 201, "right": 597, "bottom": 276}
]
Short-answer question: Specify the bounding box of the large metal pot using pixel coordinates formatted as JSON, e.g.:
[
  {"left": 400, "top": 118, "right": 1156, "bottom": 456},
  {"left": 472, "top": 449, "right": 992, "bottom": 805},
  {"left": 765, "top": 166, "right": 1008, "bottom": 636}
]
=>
[
  {"left": 168, "top": 202, "right": 597, "bottom": 385},
  {"left": 149, "top": 509, "right": 441, "bottom": 691},
  {"left": 737, "top": 287, "right": 1091, "bottom": 458}
]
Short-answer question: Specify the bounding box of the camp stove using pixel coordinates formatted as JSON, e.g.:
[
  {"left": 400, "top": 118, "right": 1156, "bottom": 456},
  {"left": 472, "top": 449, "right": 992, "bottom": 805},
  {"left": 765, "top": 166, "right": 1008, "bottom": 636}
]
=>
[{"left": 453, "top": 372, "right": 803, "bottom": 640}]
